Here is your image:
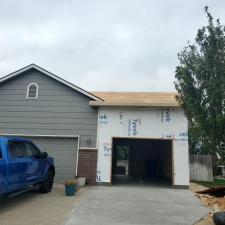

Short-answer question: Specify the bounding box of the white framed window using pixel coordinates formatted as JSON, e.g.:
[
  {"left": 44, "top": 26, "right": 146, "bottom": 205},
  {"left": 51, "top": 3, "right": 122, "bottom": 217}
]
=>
[{"left": 26, "top": 83, "right": 38, "bottom": 99}]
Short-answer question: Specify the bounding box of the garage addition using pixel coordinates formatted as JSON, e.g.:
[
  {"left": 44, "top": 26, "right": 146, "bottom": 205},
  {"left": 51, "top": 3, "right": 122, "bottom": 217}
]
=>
[{"left": 90, "top": 93, "right": 189, "bottom": 188}]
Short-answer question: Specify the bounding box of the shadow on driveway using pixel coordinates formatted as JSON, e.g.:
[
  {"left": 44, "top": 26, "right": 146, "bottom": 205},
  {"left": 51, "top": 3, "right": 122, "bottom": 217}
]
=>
[
  {"left": 0, "top": 190, "right": 39, "bottom": 213},
  {"left": 0, "top": 186, "right": 81, "bottom": 225}
]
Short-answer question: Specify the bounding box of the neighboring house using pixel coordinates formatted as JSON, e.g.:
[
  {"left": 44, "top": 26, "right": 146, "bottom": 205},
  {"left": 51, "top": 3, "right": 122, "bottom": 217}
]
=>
[{"left": 0, "top": 64, "right": 189, "bottom": 187}]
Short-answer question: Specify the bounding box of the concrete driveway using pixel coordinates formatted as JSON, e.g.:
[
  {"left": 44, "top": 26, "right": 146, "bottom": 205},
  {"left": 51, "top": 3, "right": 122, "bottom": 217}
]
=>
[
  {"left": 0, "top": 186, "right": 84, "bottom": 225},
  {"left": 0, "top": 185, "right": 209, "bottom": 225},
  {"left": 65, "top": 185, "right": 209, "bottom": 225}
]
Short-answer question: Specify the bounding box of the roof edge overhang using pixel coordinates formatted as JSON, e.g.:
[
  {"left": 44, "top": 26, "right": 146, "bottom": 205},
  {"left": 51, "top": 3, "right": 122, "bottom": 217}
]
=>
[
  {"left": 0, "top": 64, "right": 103, "bottom": 101},
  {"left": 89, "top": 100, "right": 181, "bottom": 107}
]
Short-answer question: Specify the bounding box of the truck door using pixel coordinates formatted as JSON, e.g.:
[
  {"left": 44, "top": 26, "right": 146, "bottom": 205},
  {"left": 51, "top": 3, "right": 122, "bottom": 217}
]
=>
[
  {"left": 7, "top": 140, "right": 28, "bottom": 192},
  {"left": 24, "top": 141, "right": 45, "bottom": 184},
  {"left": 0, "top": 145, "right": 7, "bottom": 195}
]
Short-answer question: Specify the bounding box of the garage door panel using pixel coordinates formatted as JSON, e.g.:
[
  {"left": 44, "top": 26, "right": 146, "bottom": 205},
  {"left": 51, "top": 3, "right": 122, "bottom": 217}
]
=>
[
  {"left": 22, "top": 136, "right": 78, "bottom": 183},
  {"left": 39, "top": 144, "right": 77, "bottom": 149}
]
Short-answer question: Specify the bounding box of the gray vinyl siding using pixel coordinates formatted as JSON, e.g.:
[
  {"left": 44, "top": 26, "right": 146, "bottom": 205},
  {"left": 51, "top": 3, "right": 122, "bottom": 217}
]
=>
[{"left": 0, "top": 69, "right": 98, "bottom": 147}]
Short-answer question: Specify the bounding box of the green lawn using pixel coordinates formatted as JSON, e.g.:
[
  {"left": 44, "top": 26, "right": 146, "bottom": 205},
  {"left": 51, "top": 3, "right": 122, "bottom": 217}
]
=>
[{"left": 195, "top": 178, "right": 225, "bottom": 188}]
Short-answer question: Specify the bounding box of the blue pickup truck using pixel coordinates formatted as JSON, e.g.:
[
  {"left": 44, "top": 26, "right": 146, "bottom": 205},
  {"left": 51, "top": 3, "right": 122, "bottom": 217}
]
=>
[{"left": 0, "top": 137, "right": 55, "bottom": 197}]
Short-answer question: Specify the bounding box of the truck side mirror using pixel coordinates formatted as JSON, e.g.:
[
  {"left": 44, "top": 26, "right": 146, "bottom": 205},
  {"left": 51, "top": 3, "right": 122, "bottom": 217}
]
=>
[{"left": 41, "top": 152, "right": 48, "bottom": 159}]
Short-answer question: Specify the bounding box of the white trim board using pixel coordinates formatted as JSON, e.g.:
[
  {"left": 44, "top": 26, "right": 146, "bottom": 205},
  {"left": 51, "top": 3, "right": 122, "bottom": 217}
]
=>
[
  {"left": 0, "top": 133, "right": 80, "bottom": 138},
  {"left": 0, "top": 64, "right": 103, "bottom": 102},
  {"left": 79, "top": 147, "right": 98, "bottom": 150},
  {"left": 76, "top": 137, "right": 80, "bottom": 176},
  {"left": 26, "top": 82, "right": 39, "bottom": 99}
]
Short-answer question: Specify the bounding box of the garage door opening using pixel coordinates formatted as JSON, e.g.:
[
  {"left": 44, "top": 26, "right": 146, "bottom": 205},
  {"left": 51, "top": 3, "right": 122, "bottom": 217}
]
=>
[{"left": 112, "top": 138, "right": 173, "bottom": 186}]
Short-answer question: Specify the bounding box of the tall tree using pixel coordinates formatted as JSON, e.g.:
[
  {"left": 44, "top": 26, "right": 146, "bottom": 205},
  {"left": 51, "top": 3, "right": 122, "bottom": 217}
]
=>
[{"left": 174, "top": 7, "right": 225, "bottom": 162}]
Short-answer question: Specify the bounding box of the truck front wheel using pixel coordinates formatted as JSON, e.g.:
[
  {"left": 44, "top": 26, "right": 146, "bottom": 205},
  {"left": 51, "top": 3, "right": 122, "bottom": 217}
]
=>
[{"left": 39, "top": 170, "right": 54, "bottom": 193}]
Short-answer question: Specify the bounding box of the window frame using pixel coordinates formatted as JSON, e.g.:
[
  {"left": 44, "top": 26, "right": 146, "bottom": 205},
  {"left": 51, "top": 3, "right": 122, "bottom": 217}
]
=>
[
  {"left": 0, "top": 145, "right": 2, "bottom": 159},
  {"left": 26, "top": 83, "right": 39, "bottom": 99},
  {"left": 24, "top": 141, "right": 42, "bottom": 159}
]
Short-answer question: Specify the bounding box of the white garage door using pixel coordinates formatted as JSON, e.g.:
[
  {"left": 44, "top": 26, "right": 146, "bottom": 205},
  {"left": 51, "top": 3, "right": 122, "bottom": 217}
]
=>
[{"left": 23, "top": 136, "right": 78, "bottom": 183}]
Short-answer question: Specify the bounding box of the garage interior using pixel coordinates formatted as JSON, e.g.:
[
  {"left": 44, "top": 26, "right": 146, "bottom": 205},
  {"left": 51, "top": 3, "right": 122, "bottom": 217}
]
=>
[{"left": 112, "top": 138, "right": 173, "bottom": 186}]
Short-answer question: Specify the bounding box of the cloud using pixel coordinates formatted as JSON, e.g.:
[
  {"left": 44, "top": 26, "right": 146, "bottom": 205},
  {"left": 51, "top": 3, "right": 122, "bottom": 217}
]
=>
[{"left": 0, "top": 0, "right": 224, "bottom": 91}]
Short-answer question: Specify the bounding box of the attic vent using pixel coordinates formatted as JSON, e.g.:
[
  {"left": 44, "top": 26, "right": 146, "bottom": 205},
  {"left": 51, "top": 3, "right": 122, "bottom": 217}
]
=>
[{"left": 26, "top": 83, "right": 38, "bottom": 99}]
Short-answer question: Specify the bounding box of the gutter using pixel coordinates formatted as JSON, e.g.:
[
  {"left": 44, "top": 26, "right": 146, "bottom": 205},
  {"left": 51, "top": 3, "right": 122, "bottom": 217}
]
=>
[{"left": 89, "top": 101, "right": 181, "bottom": 107}]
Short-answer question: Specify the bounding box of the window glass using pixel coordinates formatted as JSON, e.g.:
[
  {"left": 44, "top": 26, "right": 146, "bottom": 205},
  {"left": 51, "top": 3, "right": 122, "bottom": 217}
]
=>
[
  {"left": 24, "top": 142, "right": 41, "bottom": 158},
  {"left": 27, "top": 83, "right": 38, "bottom": 98},
  {"left": 8, "top": 141, "right": 25, "bottom": 158}
]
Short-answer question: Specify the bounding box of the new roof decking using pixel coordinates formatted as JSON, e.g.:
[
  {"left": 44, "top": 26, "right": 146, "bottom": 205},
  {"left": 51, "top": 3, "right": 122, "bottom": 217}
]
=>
[{"left": 90, "top": 92, "right": 180, "bottom": 107}]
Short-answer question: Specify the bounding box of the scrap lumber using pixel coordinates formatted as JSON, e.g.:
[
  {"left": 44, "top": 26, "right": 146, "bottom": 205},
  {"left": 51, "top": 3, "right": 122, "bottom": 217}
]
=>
[{"left": 197, "top": 186, "right": 225, "bottom": 197}]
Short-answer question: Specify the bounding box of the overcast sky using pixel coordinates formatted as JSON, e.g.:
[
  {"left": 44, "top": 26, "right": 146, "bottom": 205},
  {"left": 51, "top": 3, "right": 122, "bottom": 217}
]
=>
[{"left": 0, "top": 0, "right": 224, "bottom": 92}]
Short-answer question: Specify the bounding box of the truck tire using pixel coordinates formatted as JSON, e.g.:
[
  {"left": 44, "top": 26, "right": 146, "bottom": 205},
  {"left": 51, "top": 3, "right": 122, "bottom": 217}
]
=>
[{"left": 39, "top": 170, "right": 54, "bottom": 193}]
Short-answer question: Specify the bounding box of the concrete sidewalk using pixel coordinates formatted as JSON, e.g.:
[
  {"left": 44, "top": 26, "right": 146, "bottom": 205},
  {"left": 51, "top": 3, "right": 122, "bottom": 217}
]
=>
[{"left": 65, "top": 185, "right": 209, "bottom": 225}]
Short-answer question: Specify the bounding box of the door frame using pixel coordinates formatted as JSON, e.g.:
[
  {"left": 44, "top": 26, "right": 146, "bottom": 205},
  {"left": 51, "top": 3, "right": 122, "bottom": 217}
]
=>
[{"left": 110, "top": 137, "right": 174, "bottom": 186}]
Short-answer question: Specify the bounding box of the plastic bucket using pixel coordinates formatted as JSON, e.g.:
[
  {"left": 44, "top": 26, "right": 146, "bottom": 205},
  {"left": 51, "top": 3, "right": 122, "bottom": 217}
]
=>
[{"left": 65, "top": 184, "right": 76, "bottom": 196}]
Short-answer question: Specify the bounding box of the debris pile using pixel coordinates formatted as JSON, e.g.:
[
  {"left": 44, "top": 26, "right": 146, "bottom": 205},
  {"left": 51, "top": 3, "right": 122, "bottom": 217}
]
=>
[
  {"left": 197, "top": 187, "right": 225, "bottom": 210},
  {"left": 197, "top": 194, "right": 225, "bottom": 210},
  {"left": 196, "top": 187, "right": 225, "bottom": 225}
]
